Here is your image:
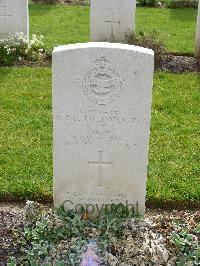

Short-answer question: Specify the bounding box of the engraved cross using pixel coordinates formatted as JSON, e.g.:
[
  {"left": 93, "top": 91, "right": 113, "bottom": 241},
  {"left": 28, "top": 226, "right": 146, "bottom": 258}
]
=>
[
  {"left": 105, "top": 9, "right": 120, "bottom": 41},
  {"left": 88, "top": 151, "right": 113, "bottom": 187},
  {"left": 0, "top": 5, "right": 12, "bottom": 33}
]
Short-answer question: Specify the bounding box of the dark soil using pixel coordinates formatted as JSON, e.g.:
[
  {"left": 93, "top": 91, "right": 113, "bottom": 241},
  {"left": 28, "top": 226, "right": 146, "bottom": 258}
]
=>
[
  {"left": 14, "top": 58, "right": 52, "bottom": 68},
  {"left": 0, "top": 208, "right": 25, "bottom": 265},
  {"left": 9, "top": 55, "right": 200, "bottom": 73},
  {"left": 159, "top": 54, "right": 200, "bottom": 73}
]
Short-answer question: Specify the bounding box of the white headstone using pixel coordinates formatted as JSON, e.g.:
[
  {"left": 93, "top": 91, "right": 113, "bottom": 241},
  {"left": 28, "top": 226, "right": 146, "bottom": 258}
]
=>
[
  {"left": 0, "top": 0, "right": 29, "bottom": 38},
  {"left": 53, "top": 43, "right": 154, "bottom": 214},
  {"left": 195, "top": 1, "right": 200, "bottom": 58},
  {"left": 90, "top": 0, "right": 136, "bottom": 42}
]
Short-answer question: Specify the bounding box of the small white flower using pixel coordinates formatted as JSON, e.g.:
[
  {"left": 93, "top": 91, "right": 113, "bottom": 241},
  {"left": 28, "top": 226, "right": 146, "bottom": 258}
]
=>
[
  {"left": 30, "top": 40, "right": 35, "bottom": 46},
  {"left": 6, "top": 48, "right": 11, "bottom": 54}
]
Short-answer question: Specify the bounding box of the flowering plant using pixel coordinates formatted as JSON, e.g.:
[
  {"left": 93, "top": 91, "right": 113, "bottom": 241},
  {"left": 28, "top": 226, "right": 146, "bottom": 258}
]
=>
[{"left": 0, "top": 32, "right": 47, "bottom": 66}]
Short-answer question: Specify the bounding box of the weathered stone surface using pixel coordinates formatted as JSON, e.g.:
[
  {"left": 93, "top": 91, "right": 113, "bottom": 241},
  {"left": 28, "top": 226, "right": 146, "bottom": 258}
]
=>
[
  {"left": 53, "top": 42, "right": 154, "bottom": 214},
  {"left": 195, "top": 1, "right": 200, "bottom": 58},
  {"left": 0, "top": 0, "right": 29, "bottom": 38},
  {"left": 90, "top": 0, "right": 136, "bottom": 42}
]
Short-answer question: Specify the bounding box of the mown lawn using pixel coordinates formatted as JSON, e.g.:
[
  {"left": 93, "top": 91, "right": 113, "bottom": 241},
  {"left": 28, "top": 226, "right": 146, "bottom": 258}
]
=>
[
  {"left": 29, "top": 4, "right": 197, "bottom": 54},
  {"left": 0, "top": 68, "right": 199, "bottom": 203},
  {"left": 0, "top": 68, "right": 52, "bottom": 201}
]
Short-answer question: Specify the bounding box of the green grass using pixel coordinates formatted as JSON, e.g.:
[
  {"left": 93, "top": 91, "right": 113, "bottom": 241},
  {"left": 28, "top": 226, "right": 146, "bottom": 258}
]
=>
[
  {"left": 148, "top": 72, "right": 200, "bottom": 203},
  {"left": 29, "top": 4, "right": 197, "bottom": 54},
  {"left": 136, "top": 8, "right": 197, "bottom": 54},
  {"left": 0, "top": 68, "right": 52, "bottom": 201},
  {"left": 0, "top": 68, "right": 199, "bottom": 203}
]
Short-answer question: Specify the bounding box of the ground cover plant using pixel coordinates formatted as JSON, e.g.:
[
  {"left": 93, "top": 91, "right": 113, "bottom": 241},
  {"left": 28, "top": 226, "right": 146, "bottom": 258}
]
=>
[
  {"left": 29, "top": 4, "right": 197, "bottom": 54},
  {"left": 0, "top": 33, "right": 49, "bottom": 66},
  {"left": 1, "top": 203, "right": 200, "bottom": 265},
  {"left": 0, "top": 68, "right": 199, "bottom": 205},
  {"left": 127, "top": 30, "right": 169, "bottom": 69}
]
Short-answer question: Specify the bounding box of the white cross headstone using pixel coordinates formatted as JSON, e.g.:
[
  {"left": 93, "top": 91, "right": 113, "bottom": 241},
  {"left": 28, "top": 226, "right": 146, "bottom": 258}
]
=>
[
  {"left": 90, "top": 0, "right": 136, "bottom": 42},
  {"left": 195, "top": 1, "right": 200, "bottom": 58},
  {"left": 53, "top": 43, "right": 154, "bottom": 215},
  {"left": 0, "top": 0, "right": 29, "bottom": 38}
]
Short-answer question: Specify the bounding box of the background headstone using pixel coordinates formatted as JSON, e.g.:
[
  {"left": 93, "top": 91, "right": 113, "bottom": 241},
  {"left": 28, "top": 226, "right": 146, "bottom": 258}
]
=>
[
  {"left": 90, "top": 0, "right": 136, "bottom": 42},
  {"left": 53, "top": 43, "right": 154, "bottom": 214},
  {"left": 0, "top": 0, "right": 29, "bottom": 38},
  {"left": 195, "top": 0, "right": 200, "bottom": 58}
]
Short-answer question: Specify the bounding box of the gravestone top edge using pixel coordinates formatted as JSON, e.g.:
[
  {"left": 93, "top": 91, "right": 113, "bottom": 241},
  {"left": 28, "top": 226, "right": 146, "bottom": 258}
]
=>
[{"left": 53, "top": 42, "right": 154, "bottom": 56}]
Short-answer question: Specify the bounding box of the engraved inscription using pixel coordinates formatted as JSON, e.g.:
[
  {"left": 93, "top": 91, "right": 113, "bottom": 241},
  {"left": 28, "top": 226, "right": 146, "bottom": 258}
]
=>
[
  {"left": 88, "top": 151, "right": 113, "bottom": 187},
  {"left": 56, "top": 109, "right": 137, "bottom": 126},
  {"left": 65, "top": 191, "right": 128, "bottom": 205},
  {"left": 0, "top": 5, "right": 12, "bottom": 33},
  {"left": 55, "top": 109, "right": 137, "bottom": 149},
  {"left": 83, "top": 57, "right": 123, "bottom": 105},
  {"left": 64, "top": 135, "right": 131, "bottom": 149}
]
